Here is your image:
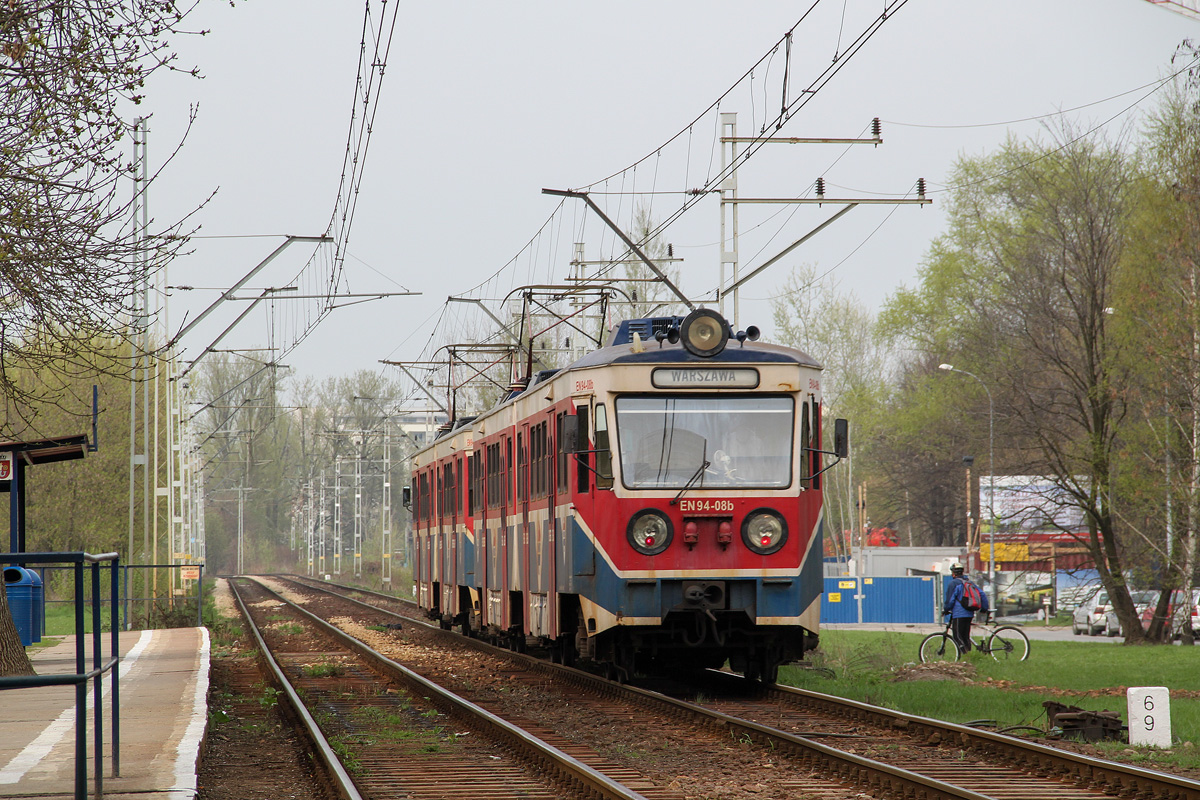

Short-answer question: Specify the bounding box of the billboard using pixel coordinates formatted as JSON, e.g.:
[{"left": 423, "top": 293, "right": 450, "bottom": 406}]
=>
[{"left": 981, "top": 475, "right": 1087, "bottom": 533}]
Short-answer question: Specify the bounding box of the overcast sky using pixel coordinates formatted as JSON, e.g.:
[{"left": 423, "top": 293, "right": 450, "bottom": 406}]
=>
[{"left": 144, "top": 0, "right": 1195, "bottom": 396}]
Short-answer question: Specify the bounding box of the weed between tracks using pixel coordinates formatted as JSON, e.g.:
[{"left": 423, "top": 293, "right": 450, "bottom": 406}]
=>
[
  {"left": 303, "top": 687, "right": 472, "bottom": 776},
  {"left": 301, "top": 659, "right": 346, "bottom": 678}
]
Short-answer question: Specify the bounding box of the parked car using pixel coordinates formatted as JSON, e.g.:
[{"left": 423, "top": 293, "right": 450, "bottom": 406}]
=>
[
  {"left": 1140, "top": 589, "right": 1200, "bottom": 639},
  {"left": 1058, "top": 583, "right": 1100, "bottom": 613},
  {"left": 1071, "top": 588, "right": 1110, "bottom": 635},
  {"left": 1102, "top": 589, "right": 1158, "bottom": 637}
]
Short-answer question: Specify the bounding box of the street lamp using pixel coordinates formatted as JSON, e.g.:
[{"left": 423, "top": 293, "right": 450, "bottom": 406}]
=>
[{"left": 939, "top": 363, "right": 996, "bottom": 609}]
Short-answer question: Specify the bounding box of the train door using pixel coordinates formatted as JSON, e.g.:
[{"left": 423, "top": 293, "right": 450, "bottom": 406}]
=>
[
  {"left": 500, "top": 434, "right": 512, "bottom": 632},
  {"left": 470, "top": 450, "right": 484, "bottom": 633},
  {"left": 481, "top": 441, "right": 492, "bottom": 629},
  {"left": 444, "top": 460, "right": 456, "bottom": 618},
  {"left": 415, "top": 473, "right": 427, "bottom": 608},
  {"left": 484, "top": 439, "right": 505, "bottom": 632},
  {"left": 519, "top": 427, "right": 532, "bottom": 632},
  {"left": 423, "top": 470, "right": 436, "bottom": 611},
  {"left": 436, "top": 465, "right": 446, "bottom": 614},
  {"left": 543, "top": 411, "right": 564, "bottom": 639},
  {"left": 563, "top": 401, "right": 592, "bottom": 588},
  {"left": 448, "top": 457, "right": 462, "bottom": 618}
]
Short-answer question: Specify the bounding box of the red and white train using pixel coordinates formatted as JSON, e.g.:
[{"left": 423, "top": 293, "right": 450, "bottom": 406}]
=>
[{"left": 408, "top": 308, "right": 846, "bottom": 681}]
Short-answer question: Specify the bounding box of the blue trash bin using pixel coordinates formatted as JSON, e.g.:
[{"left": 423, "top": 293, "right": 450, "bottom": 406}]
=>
[
  {"left": 29, "top": 569, "right": 43, "bottom": 643},
  {"left": 3, "top": 566, "right": 34, "bottom": 647}
]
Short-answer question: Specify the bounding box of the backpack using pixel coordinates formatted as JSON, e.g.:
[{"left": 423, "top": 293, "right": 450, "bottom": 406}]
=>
[{"left": 959, "top": 580, "right": 982, "bottom": 612}]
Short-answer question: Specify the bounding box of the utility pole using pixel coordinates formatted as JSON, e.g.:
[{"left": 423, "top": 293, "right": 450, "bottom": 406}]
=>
[
  {"left": 963, "top": 456, "right": 975, "bottom": 571},
  {"left": 318, "top": 467, "right": 327, "bottom": 577},
  {"left": 236, "top": 482, "right": 250, "bottom": 575},
  {"left": 717, "top": 113, "right": 929, "bottom": 327},
  {"left": 354, "top": 440, "right": 363, "bottom": 578},
  {"left": 719, "top": 113, "right": 740, "bottom": 324},
  {"left": 334, "top": 459, "right": 342, "bottom": 575},
  {"left": 128, "top": 116, "right": 151, "bottom": 627},
  {"left": 381, "top": 420, "right": 392, "bottom": 586}
]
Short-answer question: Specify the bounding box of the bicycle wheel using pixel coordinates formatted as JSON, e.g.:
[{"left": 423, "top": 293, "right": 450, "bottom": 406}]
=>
[
  {"left": 919, "top": 632, "right": 961, "bottom": 663},
  {"left": 985, "top": 626, "right": 1031, "bottom": 662}
]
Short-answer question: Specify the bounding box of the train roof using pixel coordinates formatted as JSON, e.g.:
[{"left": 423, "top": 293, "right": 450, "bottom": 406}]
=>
[
  {"left": 417, "top": 314, "right": 822, "bottom": 450},
  {"left": 566, "top": 334, "right": 823, "bottom": 371}
]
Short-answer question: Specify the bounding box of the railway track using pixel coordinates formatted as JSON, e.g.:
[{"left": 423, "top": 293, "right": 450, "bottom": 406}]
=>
[
  {"left": 242, "top": 574, "right": 1200, "bottom": 800},
  {"left": 230, "top": 576, "right": 655, "bottom": 800}
]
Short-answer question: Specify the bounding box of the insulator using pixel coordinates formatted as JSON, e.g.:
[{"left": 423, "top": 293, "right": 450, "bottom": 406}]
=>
[
  {"left": 872, "top": 117, "right": 882, "bottom": 138},
  {"left": 816, "top": 177, "right": 826, "bottom": 197},
  {"left": 917, "top": 177, "right": 926, "bottom": 198},
  {"left": 667, "top": 243, "right": 674, "bottom": 258}
]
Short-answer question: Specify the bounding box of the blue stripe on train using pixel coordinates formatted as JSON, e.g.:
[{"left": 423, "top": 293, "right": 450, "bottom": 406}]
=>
[{"left": 559, "top": 514, "right": 823, "bottom": 622}]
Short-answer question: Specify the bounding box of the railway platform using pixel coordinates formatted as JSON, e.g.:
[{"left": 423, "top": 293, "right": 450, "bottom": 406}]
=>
[{"left": 0, "top": 627, "right": 209, "bottom": 800}]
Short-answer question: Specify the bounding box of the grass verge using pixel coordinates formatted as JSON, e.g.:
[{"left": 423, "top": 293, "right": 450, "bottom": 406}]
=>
[{"left": 778, "top": 628, "right": 1200, "bottom": 774}]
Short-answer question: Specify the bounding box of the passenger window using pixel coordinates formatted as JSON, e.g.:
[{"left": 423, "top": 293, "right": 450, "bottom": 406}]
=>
[
  {"left": 595, "top": 404, "right": 613, "bottom": 489},
  {"left": 517, "top": 433, "right": 526, "bottom": 501},
  {"left": 811, "top": 401, "right": 822, "bottom": 490},
  {"left": 577, "top": 405, "right": 590, "bottom": 494},
  {"left": 800, "top": 401, "right": 811, "bottom": 489},
  {"left": 505, "top": 437, "right": 512, "bottom": 507},
  {"left": 557, "top": 412, "right": 569, "bottom": 495}
]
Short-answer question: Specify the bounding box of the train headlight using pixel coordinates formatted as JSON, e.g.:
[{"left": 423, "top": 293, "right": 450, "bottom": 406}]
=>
[
  {"left": 679, "top": 308, "right": 729, "bottom": 358},
  {"left": 627, "top": 510, "right": 673, "bottom": 555},
  {"left": 741, "top": 509, "right": 787, "bottom": 555}
]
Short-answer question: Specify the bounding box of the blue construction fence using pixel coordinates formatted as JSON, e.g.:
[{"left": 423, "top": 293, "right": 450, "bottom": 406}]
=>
[{"left": 821, "top": 575, "right": 944, "bottom": 624}]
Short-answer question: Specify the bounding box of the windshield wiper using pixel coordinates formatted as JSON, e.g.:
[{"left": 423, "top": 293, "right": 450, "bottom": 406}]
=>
[{"left": 670, "top": 444, "right": 709, "bottom": 506}]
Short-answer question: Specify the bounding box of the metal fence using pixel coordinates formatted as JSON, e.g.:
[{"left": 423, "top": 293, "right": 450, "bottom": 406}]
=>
[
  {"left": 0, "top": 551, "right": 122, "bottom": 800},
  {"left": 33, "top": 562, "right": 204, "bottom": 632}
]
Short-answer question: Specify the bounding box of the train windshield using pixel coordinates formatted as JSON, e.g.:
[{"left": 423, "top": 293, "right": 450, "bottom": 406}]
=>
[{"left": 614, "top": 396, "right": 794, "bottom": 489}]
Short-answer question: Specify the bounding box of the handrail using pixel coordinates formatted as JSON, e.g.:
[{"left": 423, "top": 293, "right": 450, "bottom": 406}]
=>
[
  {"left": 0, "top": 551, "right": 121, "bottom": 800},
  {"left": 1, "top": 658, "right": 120, "bottom": 688}
]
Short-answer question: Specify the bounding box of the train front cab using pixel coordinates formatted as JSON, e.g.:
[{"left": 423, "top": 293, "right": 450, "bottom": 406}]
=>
[{"left": 558, "top": 311, "right": 848, "bottom": 682}]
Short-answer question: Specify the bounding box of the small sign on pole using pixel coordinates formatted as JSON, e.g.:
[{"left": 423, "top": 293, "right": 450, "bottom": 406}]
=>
[
  {"left": 1127, "top": 687, "right": 1171, "bottom": 747},
  {"left": 0, "top": 452, "right": 12, "bottom": 481},
  {"left": 181, "top": 565, "right": 201, "bottom": 581}
]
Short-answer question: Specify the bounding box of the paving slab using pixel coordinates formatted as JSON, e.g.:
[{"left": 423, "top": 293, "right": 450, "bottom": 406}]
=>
[{"left": 0, "top": 627, "right": 209, "bottom": 800}]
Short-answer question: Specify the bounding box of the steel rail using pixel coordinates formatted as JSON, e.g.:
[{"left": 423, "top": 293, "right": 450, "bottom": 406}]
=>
[
  {"left": 227, "top": 579, "right": 366, "bottom": 800},
  {"left": 273, "top": 575, "right": 991, "bottom": 800},
  {"left": 285, "top": 574, "right": 1200, "bottom": 800},
  {"left": 242, "top": 576, "right": 650, "bottom": 800},
  {"left": 763, "top": 682, "right": 1200, "bottom": 800}
]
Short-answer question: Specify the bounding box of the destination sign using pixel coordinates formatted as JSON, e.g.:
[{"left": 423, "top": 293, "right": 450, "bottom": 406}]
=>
[{"left": 652, "top": 367, "right": 759, "bottom": 389}]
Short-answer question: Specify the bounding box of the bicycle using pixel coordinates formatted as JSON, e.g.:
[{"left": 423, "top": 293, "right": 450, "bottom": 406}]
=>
[{"left": 919, "top": 617, "right": 1031, "bottom": 663}]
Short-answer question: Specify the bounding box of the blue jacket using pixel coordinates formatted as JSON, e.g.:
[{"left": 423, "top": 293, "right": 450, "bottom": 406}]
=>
[{"left": 944, "top": 577, "right": 990, "bottom": 619}]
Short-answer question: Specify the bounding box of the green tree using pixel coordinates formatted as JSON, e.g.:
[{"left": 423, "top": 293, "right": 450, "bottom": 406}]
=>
[
  {"left": 1118, "top": 43, "right": 1200, "bottom": 642},
  {"left": 1, "top": 0, "right": 218, "bottom": 674},
  {"left": 770, "top": 265, "right": 896, "bottom": 557},
  {"left": 0, "top": 1, "right": 208, "bottom": 424},
  {"left": 882, "top": 123, "right": 1148, "bottom": 638},
  {"left": 0, "top": 336, "right": 165, "bottom": 673}
]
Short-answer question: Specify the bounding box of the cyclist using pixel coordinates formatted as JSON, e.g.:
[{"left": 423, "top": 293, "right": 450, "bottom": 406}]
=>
[{"left": 944, "top": 563, "right": 990, "bottom": 653}]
